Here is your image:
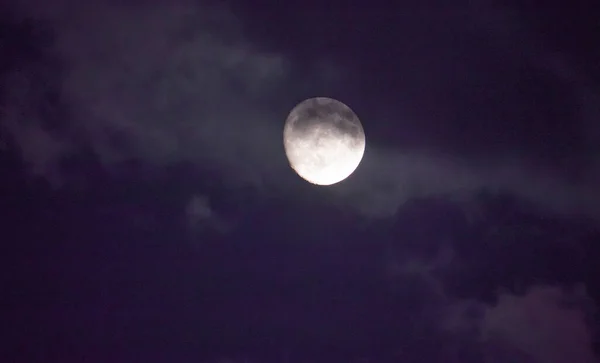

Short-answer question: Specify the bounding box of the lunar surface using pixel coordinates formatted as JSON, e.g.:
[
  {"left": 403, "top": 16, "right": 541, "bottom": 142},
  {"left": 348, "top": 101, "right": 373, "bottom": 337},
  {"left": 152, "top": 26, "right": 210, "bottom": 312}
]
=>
[{"left": 283, "top": 97, "right": 366, "bottom": 186}]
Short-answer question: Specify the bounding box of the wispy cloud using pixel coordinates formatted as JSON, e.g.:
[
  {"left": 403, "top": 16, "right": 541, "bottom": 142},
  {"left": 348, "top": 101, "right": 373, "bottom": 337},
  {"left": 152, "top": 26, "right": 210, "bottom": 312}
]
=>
[
  {"left": 482, "top": 285, "right": 598, "bottom": 363},
  {"left": 186, "top": 194, "right": 231, "bottom": 235},
  {"left": 4, "top": 0, "right": 298, "bottom": 181},
  {"left": 3, "top": 0, "right": 599, "bottom": 220}
]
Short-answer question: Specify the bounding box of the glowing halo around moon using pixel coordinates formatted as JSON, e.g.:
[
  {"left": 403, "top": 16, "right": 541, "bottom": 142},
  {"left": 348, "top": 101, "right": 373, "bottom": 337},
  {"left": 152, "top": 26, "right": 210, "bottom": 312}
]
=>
[{"left": 283, "top": 97, "right": 366, "bottom": 186}]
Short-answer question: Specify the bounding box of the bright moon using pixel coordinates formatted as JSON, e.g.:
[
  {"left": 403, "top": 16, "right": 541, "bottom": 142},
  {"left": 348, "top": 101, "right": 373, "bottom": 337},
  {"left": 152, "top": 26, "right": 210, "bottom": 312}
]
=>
[{"left": 283, "top": 97, "right": 366, "bottom": 186}]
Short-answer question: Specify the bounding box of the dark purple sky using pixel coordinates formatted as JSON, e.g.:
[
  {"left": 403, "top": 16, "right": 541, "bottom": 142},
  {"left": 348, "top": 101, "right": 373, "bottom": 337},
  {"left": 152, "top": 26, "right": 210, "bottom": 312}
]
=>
[{"left": 1, "top": 0, "right": 600, "bottom": 362}]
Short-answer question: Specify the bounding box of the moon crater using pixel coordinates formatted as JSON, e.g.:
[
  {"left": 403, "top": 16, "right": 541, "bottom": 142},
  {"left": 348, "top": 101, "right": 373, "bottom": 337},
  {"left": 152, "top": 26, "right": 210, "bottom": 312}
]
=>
[{"left": 283, "top": 97, "right": 366, "bottom": 186}]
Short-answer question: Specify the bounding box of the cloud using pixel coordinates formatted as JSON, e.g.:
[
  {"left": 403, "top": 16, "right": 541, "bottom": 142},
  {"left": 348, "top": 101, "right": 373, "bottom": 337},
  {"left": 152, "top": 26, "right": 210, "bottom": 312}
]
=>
[
  {"left": 328, "top": 148, "right": 600, "bottom": 219},
  {"left": 186, "top": 194, "right": 230, "bottom": 235},
  {"left": 481, "top": 285, "right": 598, "bottom": 363},
  {"left": 2, "top": 0, "right": 600, "bottom": 220},
  {"left": 379, "top": 198, "right": 600, "bottom": 362},
  {"left": 3, "top": 0, "right": 297, "bottom": 181},
  {"left": 386, "top": 259, "right": 599, "bottom": 362}
]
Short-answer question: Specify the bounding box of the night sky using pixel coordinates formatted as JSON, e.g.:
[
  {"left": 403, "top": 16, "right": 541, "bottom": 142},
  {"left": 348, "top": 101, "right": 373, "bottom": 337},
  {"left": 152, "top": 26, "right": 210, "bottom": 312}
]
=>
[{"left": 1, "top": 0, "right": 600, "bottom": 362}]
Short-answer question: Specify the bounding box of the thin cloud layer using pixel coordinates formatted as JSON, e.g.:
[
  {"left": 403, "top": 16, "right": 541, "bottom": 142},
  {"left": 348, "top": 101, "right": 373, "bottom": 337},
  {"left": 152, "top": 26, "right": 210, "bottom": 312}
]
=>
[
  {"left": 4, "top": 0, "right": 296, "bottom": 184},
  {"left": 2, "top": 0, "right": 599, "bottom": 219}
]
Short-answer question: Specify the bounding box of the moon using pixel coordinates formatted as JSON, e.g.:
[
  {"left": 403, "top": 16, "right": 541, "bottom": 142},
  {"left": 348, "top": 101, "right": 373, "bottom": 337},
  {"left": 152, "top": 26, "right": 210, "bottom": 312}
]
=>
[{"left": 283, "top": 97, "right": 366, "bottom": 186}]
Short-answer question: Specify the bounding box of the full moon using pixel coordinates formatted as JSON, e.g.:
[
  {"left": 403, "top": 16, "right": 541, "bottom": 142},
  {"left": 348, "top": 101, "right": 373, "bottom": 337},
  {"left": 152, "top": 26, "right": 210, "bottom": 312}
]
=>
[{"left": 283, "top": 97, "right": 366, "bottom": 186}]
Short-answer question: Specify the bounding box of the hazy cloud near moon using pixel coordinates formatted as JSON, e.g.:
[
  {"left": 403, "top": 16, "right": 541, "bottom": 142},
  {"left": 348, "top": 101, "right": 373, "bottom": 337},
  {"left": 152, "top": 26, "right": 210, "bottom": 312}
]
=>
[{"left": 3, "top": 0, "right": 600, "bottom": 219}]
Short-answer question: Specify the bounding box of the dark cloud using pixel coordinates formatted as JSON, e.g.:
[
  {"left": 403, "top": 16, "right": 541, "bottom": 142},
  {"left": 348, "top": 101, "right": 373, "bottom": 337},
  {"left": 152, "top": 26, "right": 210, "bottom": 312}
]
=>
[
  {"left": 481, "top": 285, "right": 597, "bottom": 363},
  {"left": 377, "top": 192, "right": 600, "bottom": 362},
  {"left": 1, "top": 3, "right": 600, "bottom": 360},
  {"left": 186, "top": 194, "right": 231, "bottom": 238},
  {"left": 2, "top": 155, "right": 600, "bottom": 361}
]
